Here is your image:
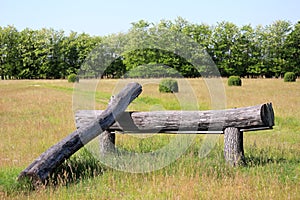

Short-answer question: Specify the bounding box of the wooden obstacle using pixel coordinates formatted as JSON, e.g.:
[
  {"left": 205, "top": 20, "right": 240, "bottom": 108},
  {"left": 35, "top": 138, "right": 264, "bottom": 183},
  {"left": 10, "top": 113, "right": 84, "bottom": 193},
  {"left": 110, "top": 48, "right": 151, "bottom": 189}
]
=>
[
  {"left": 18, "top": 82, "right": 142, "bottom": 186},
  {"left": 75, "top": 103, "right": 274, "bottom": 167},
  {"left": 18, "top": 81, "right": 274, "bottom": 187}
]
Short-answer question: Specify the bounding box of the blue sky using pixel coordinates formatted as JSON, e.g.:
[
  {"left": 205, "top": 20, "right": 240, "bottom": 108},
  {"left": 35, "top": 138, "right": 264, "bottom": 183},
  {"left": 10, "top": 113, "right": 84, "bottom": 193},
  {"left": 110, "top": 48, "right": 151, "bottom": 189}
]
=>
[{"left": 1, "top": 0, "right": 299, "bottom": 36}]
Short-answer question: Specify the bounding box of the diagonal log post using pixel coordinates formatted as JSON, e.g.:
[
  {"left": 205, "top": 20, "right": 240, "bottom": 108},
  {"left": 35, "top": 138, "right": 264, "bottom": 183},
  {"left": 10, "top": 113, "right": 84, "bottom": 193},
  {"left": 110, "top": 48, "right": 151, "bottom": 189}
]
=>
[{"left": 18, "top": 82, "right": 142, "bottom": 186}]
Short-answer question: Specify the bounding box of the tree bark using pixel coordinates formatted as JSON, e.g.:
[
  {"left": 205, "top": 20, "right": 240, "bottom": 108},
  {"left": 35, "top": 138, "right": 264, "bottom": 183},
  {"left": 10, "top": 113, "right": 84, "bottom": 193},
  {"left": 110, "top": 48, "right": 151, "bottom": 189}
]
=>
[
  {"left": 75, "top": 103, "right": 274, "bottom": 133},
  {"left": 18, "top": 82, "right": 142, "bottom": 186},
  {"left": 99, "top": 131, "right": 116, "bottom": 156},
  {"left": 224, "top": 127, "right": 245, "bottom": 166}
]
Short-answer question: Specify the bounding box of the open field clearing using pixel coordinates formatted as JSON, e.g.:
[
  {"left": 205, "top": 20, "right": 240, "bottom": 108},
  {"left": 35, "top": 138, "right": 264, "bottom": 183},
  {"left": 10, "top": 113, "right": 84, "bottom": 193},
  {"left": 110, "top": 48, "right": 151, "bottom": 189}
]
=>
[{"left": 0, "top": 78, "right": 299, "bottom": 199}]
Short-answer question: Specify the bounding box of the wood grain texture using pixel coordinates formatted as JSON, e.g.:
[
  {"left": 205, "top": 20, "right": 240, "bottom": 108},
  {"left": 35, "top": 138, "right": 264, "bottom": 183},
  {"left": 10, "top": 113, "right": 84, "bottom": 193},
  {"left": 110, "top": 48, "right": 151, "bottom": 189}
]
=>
[
  {"left": 224, "top": 127, "right": 245, "bottom": 166},
  {"left": 75, "top": 103, "right": 274, "bottom": 133},
  {"left": 99, "top": 131, "right": 116, "bottom": 156}
]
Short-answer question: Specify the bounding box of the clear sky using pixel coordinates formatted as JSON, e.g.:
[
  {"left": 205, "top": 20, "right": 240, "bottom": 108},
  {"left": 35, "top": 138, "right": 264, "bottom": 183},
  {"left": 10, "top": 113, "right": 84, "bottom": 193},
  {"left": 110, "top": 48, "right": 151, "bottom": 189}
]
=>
[{"left": 1, "top": 0, "right": 299, "bottom": 36}]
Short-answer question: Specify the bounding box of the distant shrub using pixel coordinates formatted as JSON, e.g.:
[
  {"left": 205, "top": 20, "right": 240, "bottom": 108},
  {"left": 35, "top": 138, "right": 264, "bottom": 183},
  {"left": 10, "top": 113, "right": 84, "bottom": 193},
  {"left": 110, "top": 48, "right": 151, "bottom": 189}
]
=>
[
  {"left": 284, "top": 72, "right": 296, "bottom": 82},
  {"left": 228, "top": 76, "right": 242, "bottom": 86},
  {"left": 68, "top": 74, "right": 78, "bottom": 83},
  {"left": 159, "top": 79, "right": 178, "bottom": 93}
]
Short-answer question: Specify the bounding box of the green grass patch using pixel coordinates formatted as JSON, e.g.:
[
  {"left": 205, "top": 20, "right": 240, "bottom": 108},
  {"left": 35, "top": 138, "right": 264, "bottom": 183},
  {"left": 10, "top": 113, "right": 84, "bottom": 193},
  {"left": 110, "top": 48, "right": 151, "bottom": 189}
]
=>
[
  {"left": 276, "top": 116, "right": 300, "bottom": 132},
  {"left": 0, "top": 167, "right": 33, "bottom": 196},
  {"left": 41, "top": 83, "right": 75, "bottom": 93}
]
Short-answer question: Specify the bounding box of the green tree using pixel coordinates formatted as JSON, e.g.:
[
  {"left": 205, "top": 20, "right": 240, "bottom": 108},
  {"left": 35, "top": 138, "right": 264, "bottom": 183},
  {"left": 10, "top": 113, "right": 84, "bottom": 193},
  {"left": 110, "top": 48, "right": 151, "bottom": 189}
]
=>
[
  {"left": 243, "top": 25, "right": 265, "bottom": 77},
  {"left": 82, "top": 33, "right": 123, "bottom": 78},
  {"left": 18, "top": 28, "right": 43, "bottom": 78},
  {"left": 211, "top": 22, "right": 242, "bottom": 76},
  {"left": 61, "top": 32, "right": 101, "bottom": 78},
  {"left": 238, "top": 25, "right": 260, "bottom": 77},
  {"left": 0, "top": 25, "right": 20, "bottom": 79},
  {"left": 44, "top": 29, "right": 65, "bottom": 79},
  {"left": 262, "top": 20, "right": 292, "bottom": 77},
  {"left": 284, "top": 21, "right": 300, "bottom": 75}
]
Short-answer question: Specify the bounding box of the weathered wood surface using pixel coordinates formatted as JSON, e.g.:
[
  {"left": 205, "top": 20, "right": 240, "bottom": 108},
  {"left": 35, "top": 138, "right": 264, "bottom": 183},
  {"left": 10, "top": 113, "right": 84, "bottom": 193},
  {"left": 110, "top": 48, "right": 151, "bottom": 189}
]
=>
[
  {"left": 18, "top": 82, "right": 142, "bottom": 186},
  {"left": 224, "top": 127, "right": 245, "bottom": 166},
  {"left": 99, "top": 131, "right": 116, "bottom": 156},
  {"left": 75, "top": 103, "right": 274, "bottom": 133}
]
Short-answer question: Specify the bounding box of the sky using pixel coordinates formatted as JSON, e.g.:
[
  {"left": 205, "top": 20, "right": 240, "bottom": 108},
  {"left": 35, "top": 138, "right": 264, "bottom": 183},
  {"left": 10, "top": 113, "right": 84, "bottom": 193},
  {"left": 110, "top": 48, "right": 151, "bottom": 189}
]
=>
[{"left": 1, "top": 0, "right": 299, "bottom": 36}]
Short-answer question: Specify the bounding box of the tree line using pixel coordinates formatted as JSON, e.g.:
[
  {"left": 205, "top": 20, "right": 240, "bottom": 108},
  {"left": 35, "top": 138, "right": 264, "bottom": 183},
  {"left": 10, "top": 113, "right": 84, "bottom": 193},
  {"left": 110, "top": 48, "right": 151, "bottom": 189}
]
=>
[{"left": 0, "top": 17, "right": 299, "bottom": 79}]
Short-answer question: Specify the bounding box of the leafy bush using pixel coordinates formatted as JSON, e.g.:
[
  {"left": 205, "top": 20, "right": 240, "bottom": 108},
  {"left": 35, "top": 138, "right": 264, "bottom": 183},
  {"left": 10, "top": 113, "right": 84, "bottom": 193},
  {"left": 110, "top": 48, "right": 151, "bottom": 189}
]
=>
[
  {"left": 228, "top": 76, "right": 242, "bottom": 86},
  {"left": 159, "top": 79, "right": 178, "bottom": 93},
  {"left": 68, "top": 74, "right": 78, "bottom": 83},
  {"left": 284, "top": 72, "right": 296, "bottom": 82}
]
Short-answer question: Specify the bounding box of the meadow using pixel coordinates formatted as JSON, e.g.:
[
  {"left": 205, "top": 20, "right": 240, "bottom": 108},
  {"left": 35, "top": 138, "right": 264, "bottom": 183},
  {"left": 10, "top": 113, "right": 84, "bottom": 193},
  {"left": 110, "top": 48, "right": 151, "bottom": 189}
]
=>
[{"left": 0, "top": 78, "right": 299, "bottom": 199}]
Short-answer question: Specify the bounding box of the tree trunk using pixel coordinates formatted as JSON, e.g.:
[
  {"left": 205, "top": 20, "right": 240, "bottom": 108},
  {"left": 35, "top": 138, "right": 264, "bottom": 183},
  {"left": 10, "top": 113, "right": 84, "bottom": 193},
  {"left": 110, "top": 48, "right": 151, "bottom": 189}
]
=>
[
  {"left": 75, "top": 103, "right": 274, "bottom": 132},
  {"left": 224, "top": 127, "right": 245, "bottom": 166},
  {"left": 18, "top": 82, "right": 142, "bottom": 186},
  {"left": 99, "top": 131, "right": 115, "bottom": 156}
]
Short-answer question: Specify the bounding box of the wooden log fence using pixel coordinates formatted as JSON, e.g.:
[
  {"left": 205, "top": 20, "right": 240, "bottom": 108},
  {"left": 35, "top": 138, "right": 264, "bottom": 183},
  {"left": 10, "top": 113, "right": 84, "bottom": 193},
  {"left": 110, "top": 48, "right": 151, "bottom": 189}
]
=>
[
  {"left": 76, "top": 103, "right": 274, "bottom": 166},
  {"left": 18, "top": 81, "right": 274, "bottom": 186}
]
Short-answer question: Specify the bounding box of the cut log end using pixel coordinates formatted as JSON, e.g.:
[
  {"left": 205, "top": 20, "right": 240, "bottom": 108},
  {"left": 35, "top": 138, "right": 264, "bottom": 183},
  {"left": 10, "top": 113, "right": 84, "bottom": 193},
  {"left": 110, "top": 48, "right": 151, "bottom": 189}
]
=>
[{"left": 261, "top": 102, "right": 275, "bottom": 127}]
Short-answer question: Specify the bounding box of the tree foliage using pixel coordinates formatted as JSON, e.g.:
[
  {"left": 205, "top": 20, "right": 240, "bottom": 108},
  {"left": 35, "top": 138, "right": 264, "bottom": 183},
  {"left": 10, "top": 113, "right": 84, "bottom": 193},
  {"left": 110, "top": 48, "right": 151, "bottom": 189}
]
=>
[
  {"left": 0, "top": 18, "right": 299, "bottom": 79},
  {"left": 0, "top": 27, "right": 101, "bottom": 79},
  {"left": 284, "top": 22, "right": 300, "bottom": 75}
]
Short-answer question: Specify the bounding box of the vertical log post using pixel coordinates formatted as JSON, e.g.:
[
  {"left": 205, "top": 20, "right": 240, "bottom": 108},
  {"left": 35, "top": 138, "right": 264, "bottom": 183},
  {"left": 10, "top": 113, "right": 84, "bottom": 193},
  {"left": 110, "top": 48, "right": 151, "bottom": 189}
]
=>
[
  {"left": 99, "top": 131, "right": 116, "bottom": 156},
  {"left": 224, "top": 127, "right": 245, "bottom": 166}
]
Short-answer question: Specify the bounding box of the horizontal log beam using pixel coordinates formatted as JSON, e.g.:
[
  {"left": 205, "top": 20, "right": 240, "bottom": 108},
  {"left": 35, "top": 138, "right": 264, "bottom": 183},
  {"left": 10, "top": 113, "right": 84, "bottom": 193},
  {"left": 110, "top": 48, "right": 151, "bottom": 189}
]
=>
[{"left": 75, "top": 103, "right": 274, "bottom": 133}]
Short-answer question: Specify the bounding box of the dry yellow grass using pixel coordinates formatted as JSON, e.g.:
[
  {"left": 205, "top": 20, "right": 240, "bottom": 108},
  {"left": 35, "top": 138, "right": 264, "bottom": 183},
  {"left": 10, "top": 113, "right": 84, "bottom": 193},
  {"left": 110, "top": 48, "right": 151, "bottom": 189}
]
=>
[
  {"left": 0, "top": 80, "right": 75, "bottom": 168},
  {"left": 0, "top": 78, "right": 299, "bottom": 199}
]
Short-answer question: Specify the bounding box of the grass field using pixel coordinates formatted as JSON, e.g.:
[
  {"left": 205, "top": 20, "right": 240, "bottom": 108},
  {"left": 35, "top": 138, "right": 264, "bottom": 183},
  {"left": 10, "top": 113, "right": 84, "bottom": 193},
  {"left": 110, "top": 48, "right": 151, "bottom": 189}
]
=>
[{"left": 0, "top": 78, "right": 299, "bottom": 199}]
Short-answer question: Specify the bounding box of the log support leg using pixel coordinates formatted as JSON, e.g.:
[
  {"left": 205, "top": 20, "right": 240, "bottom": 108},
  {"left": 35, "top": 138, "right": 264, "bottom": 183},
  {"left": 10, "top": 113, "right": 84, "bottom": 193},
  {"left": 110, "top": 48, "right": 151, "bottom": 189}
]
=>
[
  {"left": 99, "top": 131, "right": 116, "bottom": 156},
  {"left": 224, "top": 127, "right": 245, "bottom": 166}
]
